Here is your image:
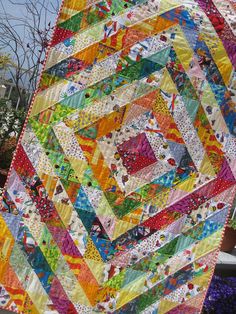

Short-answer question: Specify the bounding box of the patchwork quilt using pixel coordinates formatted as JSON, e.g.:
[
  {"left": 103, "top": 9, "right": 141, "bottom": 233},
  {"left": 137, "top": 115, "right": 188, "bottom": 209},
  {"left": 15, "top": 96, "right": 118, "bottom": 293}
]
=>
[{"left": 0, "top": 0, "right": 236, "bottom": 313}]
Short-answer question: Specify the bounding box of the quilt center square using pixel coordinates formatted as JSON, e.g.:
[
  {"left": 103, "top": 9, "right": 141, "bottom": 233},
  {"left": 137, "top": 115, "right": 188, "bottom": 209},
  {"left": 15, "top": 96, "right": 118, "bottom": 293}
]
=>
[{"left": 117, "top": 132, "right": 157, "bottom": 175}]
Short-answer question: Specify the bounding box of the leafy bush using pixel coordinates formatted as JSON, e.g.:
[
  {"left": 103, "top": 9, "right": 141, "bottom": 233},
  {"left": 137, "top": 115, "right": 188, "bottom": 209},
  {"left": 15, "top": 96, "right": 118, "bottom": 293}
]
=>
[
  {"left": 228, "top": 194, "right": 236, "bottom": 230},
  {"left": 0, "top": 98, "right": 25, "bottom": 169}
]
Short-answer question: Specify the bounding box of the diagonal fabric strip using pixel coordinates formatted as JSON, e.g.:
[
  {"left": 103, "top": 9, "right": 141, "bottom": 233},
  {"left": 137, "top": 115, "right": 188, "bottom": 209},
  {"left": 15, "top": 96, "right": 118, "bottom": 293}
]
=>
[{"left": 0, "top": 0, "right": 236, "bottom": 313}]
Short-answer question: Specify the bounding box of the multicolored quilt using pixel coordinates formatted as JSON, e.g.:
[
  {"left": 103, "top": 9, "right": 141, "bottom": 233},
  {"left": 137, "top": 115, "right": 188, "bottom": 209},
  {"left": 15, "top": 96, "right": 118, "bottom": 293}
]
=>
[{"left": 1, "top": 0, "right": 236, "bottom": 313}]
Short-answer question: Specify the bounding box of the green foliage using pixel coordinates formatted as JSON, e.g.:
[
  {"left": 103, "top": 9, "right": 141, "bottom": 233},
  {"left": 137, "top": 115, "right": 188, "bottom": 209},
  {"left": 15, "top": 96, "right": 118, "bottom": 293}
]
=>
[
  {"left": 228, "top": 218, "right": 236, "bottom": 230},
  {"left": 0, "top": 54, "right": 15, "bottom": 69},
  {"left": 0, "top": 98, "right": 26, "bottom": 169},
  {"left": 228, "top": 194, "right": 236, "bottom": 230}
]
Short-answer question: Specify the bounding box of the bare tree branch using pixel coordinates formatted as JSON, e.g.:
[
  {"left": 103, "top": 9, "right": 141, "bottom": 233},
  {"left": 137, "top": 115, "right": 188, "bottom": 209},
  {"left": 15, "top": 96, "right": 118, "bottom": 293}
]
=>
[{"left": 0, "top": 0, "right": 59, "bottom": 107}]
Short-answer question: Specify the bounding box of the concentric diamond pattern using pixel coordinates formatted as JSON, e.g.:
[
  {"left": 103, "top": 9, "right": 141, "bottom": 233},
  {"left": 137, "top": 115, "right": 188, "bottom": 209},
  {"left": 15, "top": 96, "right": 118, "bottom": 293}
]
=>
[{"left": 0, "top": 0, "right": 236, "bottom": 313}]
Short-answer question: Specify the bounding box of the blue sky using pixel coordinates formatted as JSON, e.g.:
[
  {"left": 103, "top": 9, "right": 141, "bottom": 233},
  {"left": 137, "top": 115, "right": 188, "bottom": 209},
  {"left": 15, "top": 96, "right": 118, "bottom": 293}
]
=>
[
  {"left": 0, "top": 0, "right": 60, "bottom": 56},
  {"left": 0, "top": 0, "right": 60, "bottom": 87},
  {"left": 1, "top": 0, "right": 59, "bottom": 19},
  {"left": 0, "top": 0, "right": 60, "bottom": 41}
]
